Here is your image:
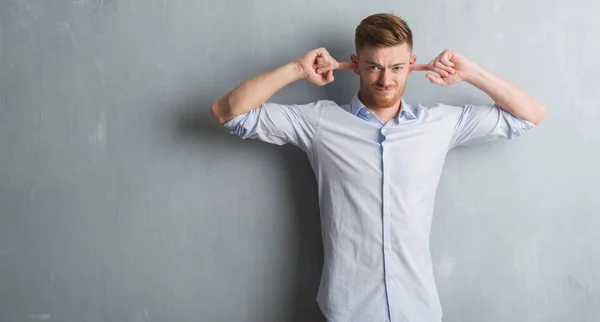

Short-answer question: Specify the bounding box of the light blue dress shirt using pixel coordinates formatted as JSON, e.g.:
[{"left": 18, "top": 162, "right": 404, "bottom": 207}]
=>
[{"left": 222, "top": 92, "right": 534, "bottom": 322}]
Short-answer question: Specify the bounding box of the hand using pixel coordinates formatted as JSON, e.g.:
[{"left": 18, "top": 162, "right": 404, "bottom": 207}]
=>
[
  {"left": 295, "top": 48, "right": 354, "bottom": 86},
  {"left": 412, "top": 49, "right": 479, "bottom": 86}
]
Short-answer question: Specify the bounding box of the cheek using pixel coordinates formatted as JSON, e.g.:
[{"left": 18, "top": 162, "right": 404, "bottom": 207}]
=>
[
  {"left": 359, "top": 74, "right": 378, "bottom": 85},
  {"left": 394, "top": 73, "right": 408, "bottom": 84}
]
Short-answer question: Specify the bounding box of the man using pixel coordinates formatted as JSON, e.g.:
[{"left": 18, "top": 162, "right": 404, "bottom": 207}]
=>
[{"left": 210, "top": 13, "right": 546, "bottom": 322}]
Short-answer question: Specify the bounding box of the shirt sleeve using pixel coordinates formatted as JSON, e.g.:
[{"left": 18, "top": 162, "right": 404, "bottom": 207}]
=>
[
  {"left": 447, "top": 103, "right": 535, "bottom": 150},
  {"left": 222, "top": 101, "right": 322, "bottom": 152}
]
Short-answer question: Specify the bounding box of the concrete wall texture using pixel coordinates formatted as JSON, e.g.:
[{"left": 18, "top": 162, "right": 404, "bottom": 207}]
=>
[{"left": 1, "top": 0, "right": 599, "bottom": 321}]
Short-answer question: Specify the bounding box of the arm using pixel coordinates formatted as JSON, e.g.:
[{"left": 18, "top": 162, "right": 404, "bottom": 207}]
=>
[
  {"left": 464, "top": 66, "right": 546, "bottom": 125},
  {"left": 412, "top": 49, "right": 547, "bottom": 125},
  {"left": 210, "top": 61, "right": 304, "bottom": 124},
  {"left": 210, "top": 48, "right": 353, "bottom": 124}
]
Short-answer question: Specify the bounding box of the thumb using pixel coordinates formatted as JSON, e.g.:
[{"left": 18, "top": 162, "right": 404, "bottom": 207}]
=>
[
  {"left": 426, "top": 73, "right": 446, "bottom": 86},
  {"left": 325, "top": 70, "right": 334, "bottom": 83}
]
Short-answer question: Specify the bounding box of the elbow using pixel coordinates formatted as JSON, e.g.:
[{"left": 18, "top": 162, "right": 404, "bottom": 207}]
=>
[
  {"left": 530, "top": 104, "right": 547, "bottom": 126},
  {"left": 210, "top": 101, "right": 227, "bottom": 125}
]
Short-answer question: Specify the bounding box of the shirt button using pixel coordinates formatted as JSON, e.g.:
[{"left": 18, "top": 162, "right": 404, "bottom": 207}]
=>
[
  {"left": 386, "top": 245, "right": 393, "bottom": 250},
  {"left": 387, "top": 277, "right": 393, "bottom": 283},
  {"left": 366, "top": 111, "right": 371, "bottom": 115},
  {"left": 386, "top": 212, "right": 391, "bottom": 217}
]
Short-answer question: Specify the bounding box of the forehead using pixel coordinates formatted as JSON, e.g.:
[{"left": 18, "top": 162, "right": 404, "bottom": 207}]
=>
[{"left": 358, "top": 43, "right": 412, "bottom": 63}]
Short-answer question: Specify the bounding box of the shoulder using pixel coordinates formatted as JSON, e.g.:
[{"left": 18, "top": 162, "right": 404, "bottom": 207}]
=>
[
  {"left": 414, "top": 102, "right": 461, "bottom": 112},
  {"left": 411, "top": 102, "right": 464, "bottom": 121},
  {"left": 277, "top": 99, "right": 339, "bottom": 111}
]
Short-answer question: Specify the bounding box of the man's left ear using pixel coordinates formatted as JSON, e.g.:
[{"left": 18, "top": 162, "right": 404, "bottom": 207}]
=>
[
  {"left": 350, "top": 54, "right": 359, "bottom": 75},
  {"left": 408, "top": 55, "right": 417, "bottom": 74}
]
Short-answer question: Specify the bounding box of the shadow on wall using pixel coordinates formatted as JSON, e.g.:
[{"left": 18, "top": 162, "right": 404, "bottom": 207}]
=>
[
  {"left": 172, "top": 98, "right": 326, "bottom": 322},
  {"left": 162, "top": 33, "right": 357, "bottom": 322}
]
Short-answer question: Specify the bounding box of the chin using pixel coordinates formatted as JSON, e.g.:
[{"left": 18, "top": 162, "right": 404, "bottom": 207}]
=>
[
  {"left": 360, "top": 85, "right": 404, "bottom": 109},
  {"left": 371, "top": 98, "right": 398, "bottom": 109},
  {"left": 372, "top": 92, "right": 402, "bottom": 108}
]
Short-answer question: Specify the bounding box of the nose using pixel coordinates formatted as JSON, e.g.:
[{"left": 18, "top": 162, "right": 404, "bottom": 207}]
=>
[{"left": 378, "top": 70, "right": 393, "bottom": 87}]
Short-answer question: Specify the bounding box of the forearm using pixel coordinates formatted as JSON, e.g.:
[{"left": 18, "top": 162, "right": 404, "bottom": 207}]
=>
[
  {"left": 466, "top": 66, "right": 547, "bottom": 125},
  {"left": 211, "top": 61, "right": 305, "bottom": 124}
]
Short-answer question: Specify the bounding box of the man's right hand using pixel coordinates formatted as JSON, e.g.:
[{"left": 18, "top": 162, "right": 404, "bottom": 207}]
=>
[
  {"left": 211, "top": 47, "right": 353, "bottom": 124},
  {"left": 295, "top": 48, "right": 354, "bottom": 86}
]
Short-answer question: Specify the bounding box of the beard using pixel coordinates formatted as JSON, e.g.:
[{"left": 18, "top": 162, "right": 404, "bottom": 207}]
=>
[{"left": 362, "top": 82, "right": 405, "bottom": 109}]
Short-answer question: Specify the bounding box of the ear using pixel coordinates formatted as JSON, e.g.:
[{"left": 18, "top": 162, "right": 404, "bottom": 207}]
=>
[
  {"left": 408, "top": 54, "right": 417, "bottom": 74},
  {"left": 350, "top": 54, "right": 359, "bottom": 75}
]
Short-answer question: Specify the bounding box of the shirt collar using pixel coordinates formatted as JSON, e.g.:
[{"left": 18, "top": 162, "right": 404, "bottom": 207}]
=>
[{"left": 350, "top": 90, "right": 417, "bottom": 120}]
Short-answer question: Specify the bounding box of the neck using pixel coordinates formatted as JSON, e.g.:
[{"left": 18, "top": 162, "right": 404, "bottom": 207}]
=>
[{"left": 372, "top": 102, "right": 402, "bottom": 123}]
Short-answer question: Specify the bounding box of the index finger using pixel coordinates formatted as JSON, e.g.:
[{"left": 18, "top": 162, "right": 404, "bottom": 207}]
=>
[
  {"left": 412, "top": 64, "right": 430, "bottom": 71},
  {"left": 336, "top": 62, "right": 355, "bottom": 70}
]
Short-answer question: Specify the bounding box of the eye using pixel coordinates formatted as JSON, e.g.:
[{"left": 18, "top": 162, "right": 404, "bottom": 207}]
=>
[
  {"left": 368, "top": 66, "right": 380, "bottom": 70},
  {"left": 393, "top": 66, "right": 403, "bottom": 71}
]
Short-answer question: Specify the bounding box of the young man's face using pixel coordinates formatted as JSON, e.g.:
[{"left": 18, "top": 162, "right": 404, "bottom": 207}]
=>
[{"left": 351, "top": 43, "right": 416, "bottom": 109}]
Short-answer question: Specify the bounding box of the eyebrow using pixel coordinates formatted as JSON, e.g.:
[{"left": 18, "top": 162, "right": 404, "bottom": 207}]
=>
[{"left": 365, "top": 61, "right": 407, "bottom": 67}]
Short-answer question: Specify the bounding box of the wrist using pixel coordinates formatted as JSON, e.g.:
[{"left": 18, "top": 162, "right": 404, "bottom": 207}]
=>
[
  {"left": 288, "top": 60, "right": 307, "bottom": 81},
  {"left": 464, "top": 65, "right": 487, "bottom": 86}
]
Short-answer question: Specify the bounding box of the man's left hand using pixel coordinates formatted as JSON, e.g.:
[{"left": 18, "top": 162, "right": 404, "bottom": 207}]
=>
[{"left": 412, "top": 50, "right": 479, "bottom": 86}]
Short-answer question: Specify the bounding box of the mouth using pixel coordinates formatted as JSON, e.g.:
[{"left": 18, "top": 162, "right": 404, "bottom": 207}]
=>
[{"left": 373, "top": 87, "right": 396, "bottom": 94}]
